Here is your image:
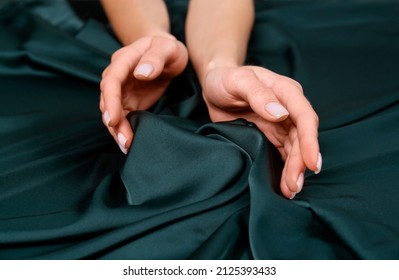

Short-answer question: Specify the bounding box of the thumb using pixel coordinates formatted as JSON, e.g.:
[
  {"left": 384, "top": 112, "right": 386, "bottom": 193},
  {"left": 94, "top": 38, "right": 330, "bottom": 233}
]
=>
[
  {"left": 263, "top": 101, "right": 290, "bottom": 121},
  {"left": 232, "top": 69, "right": 289, "bottom": 122},
  {"left": 133, "top": 37, "right": 187, "bottom": 80}
]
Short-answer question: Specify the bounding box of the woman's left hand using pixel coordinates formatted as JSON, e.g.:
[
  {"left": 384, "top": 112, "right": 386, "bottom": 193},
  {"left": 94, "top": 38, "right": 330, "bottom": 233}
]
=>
[{"left": 201, "top": 65, "right": 322, "bottom": 199}]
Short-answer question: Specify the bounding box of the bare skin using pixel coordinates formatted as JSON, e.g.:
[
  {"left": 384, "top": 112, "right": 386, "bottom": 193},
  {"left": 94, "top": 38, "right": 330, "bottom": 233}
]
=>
[{"left": 99, "top": 0, "right": 322, "bottom": 199}]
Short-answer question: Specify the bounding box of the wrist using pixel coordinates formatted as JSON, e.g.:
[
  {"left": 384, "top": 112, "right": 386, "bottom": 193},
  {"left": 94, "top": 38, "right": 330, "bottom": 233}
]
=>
[
  {"left": 122, "top": 29, "right": 174, "bottom": 45},
  {"left": 197, "top": 56, "right": 239, "bottom": 86},
  {"left": 140, "top": 28, "right": 174, "bottom": 39}
]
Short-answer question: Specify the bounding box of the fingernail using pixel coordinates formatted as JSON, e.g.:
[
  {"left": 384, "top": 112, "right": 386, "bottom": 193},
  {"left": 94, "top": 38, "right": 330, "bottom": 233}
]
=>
[
  {"left": 264, "top": 102, "right": 289, "bottom": 119},
  {"left": 118, "top": 143, "right": 127, "bottom": 155},
  {"left": 117, "top": 132, "right": 128, "bottom": 154},
  {"left": 290, "top": 192, "right": 297, "bottom": 200},
  {"left": 135, "top": 63, "right": 154, "bottom": 77},
  {"left": 117, "top": 132, "right": 127, "bottom": 148},
  {"left": 296, "top": 172, "right": 304, "bottom": 193},
  {"left": 103, "top": 110, "right": 111, "bottom": 127},
  {"left": 315, "top": 152, "right": 322, "bottom": 174}
]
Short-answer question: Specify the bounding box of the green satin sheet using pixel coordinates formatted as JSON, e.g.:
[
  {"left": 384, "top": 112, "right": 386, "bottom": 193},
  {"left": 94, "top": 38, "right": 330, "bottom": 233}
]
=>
[{"left": 0, "top": 0, "right": 398, "bottom": 259}]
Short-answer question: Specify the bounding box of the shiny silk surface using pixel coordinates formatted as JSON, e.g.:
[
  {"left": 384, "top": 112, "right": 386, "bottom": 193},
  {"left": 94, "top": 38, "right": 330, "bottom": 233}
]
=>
[{"left": 0, "top": 0, "right": 399, "bottom": 259}]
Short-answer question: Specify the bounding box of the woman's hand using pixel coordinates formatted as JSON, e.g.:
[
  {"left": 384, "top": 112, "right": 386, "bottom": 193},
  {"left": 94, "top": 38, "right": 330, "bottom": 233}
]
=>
[
  {"left": 100, "top": 35, "right": 188, "bottom": 153},
  {"left": 201, "top": 65, "right": 322, "bottom": 199}
]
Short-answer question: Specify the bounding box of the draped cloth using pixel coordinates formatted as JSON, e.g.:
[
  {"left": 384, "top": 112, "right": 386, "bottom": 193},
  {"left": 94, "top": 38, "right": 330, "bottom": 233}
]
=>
[{"left": 0, "top": 0, "right": 398, "bottom": 259}]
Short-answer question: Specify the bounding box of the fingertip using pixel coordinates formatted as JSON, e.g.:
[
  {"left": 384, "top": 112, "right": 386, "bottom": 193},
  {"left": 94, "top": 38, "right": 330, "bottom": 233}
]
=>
[
  {"left": 305, "top": 148, "right": 322, "bottom": 174},
  {"left": 285, "top": 172, "right": 303, "bottom": 195},
  {"left": 296, "top": 172, "right": 304, "bottom": 193},
  {"left": 280, "top": 166, "right": 295, "bottom": 199},
  {"left": 103, "top": 109, "right": 123, "bottom": 129},
  {"left": 117, "top": 132, "right": 128, "bottom": 154},
  {"left": 117, "top": 132, "right": 127, "bottom": 148},
  {"left": 299, "top": 132, "right": 321, "bottom": 174},
  {"left": 115, "top": 118, "right": 134, "bottom": 154},
  {"left": 103, "top": 110, "right": 111, "bottom": 127},
  {"left": 285, "top": 172, "right": 303, "bottom": 200},
  {"left": 283, "top": 142, "right": 307, "bottom": 196}
]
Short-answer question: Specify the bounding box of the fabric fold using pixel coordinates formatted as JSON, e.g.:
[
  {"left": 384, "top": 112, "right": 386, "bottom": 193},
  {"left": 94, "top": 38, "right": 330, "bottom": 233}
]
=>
[{"left": 1, "top": 0, "right": 399, "bottom": 260}]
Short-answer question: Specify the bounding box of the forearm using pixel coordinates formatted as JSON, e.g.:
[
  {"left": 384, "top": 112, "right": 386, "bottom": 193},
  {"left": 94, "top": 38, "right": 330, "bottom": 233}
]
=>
[
  {"left": 185, "top": 0, "right": 254, "bottom": 83},
  {"left": 100, "top": 0, "right": 172, "bottom": 45}
]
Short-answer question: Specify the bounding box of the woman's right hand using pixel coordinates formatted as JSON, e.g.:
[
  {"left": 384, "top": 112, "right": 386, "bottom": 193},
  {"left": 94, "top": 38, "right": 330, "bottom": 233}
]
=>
[{"left": 100, "top": 35, "right": 188, "bottom": 154}]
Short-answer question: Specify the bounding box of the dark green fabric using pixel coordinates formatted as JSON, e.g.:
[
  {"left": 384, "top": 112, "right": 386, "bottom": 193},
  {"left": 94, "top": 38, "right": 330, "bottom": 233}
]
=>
[{"left": 0, "top": 0, "right": 398, "bottom": 259}]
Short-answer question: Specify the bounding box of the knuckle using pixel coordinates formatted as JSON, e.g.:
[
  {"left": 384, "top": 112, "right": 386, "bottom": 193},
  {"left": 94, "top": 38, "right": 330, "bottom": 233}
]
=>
[
  {"left": 274, "top": 75, "right": 304, "bottom": 94},
  {"left": 217, "top": 69, "right": 236, "bottom": 92},
  {"left": 250, "top": 86, "right": 269, "bottom": 101},
  {"left": 110, "top": 51, "right": 120, "bottom": 63},
  {"left": 99, "top": 78, "right": 109, "bottom": 92},
  {"left": 100, "top": 77, "right": 118, "bottom": 94},
  {"left": 316, "top": 117, "right": 320, "bottom": 127},
  {"left": 290, "top": 79, "right": 303, "bottom": 92},
  {"left": 313, "top": 112, "right": 320, "bottom": 125},
  {"left": 110, "top": 47, "right": 126, "bottom": 62},
  {"left": 303, "top": 105, "right": 319, "bottom": 125},
  {"left": 144, "top": 50, "right": 162, "bottom": 62},
  {"left": 231, "top": 68, "right": 255, "bottom": 89},
  {"left": 296, "top": 110, "right": 311, "bottom": 122},
  {"left": 101, "top": 67, "right": 108, "bottom": 79},
  {"left": 99, "top": 78, "right": 106, "bottom": 92}
]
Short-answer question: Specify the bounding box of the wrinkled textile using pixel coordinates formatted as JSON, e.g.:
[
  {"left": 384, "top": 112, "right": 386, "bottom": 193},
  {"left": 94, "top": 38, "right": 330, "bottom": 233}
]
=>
[{"left": 0, "top": 0, "right": 399, "bottom": 259}]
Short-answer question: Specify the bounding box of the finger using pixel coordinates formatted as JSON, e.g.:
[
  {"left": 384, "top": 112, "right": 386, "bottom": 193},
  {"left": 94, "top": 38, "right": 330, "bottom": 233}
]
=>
[
  {"left": 99, "top": 68, "right": 108, "bottom": 117},
  {"left": 114, "top": 116, "right": 134, "bottom": 154},
  {"left": 279, "top": 83, "right": 320, "bottom": 172},
  {"left": 278, "top": 147, "right": 287, "bottom": 162},
  {"left": 255, "top": 120, "right": 290, "bottom": 160},
  {"left": 283, "top": 137, "right": 292, "bottom": 162},
  {"left": 296, "top": 114, "right": 322, "bottom": 174},
  {"left": 106, "top": 123, "right": 117, "bottom": 143},
  {"left": 229, "top": 68, "right": 290, "bottom": 122},
  {"left": 102, "top": 66, "right": 109, "bottom": 79},
  {"left": 280, "top": 86, "right": 320, "bottom": 173},
  {"left": 103, "top": 111, "right": 133, "bottom": 155},
  {"left": 280, "top": 164, "right": 292, "bottom": 199},
  {"left": 110, "top": 128, "right": 128, "bottom": 155},
  {"left": 134, "top": 38, "right": 188, "bottom": 80},
  {"left": 282, "top": 138, "right": 306, "bottom": 198},
  {"left": 255, "top": 69, "right": 321, "bottom": 173},
  {"left": 100, "top": 46, "right": 144, "bottom": 127},
  {"left": 100, "top": 77, "right": 123, "bottom": 128}
]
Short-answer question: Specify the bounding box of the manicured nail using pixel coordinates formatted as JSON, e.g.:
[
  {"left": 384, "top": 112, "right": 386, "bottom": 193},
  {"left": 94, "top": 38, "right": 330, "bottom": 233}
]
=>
[
  {"left": 117, "top": 132, "right": 127, "bottom": 148},
  {"left": 117, "top": 132, "right": 128, "bottom": 154},
  {"left": 118, "top": 143, "right": 127, "bottom": 155},
  {"left": 103, "top": 110, "right": 111, "bottom": 127},
  {"left": 296, "top": 172, "right": 304, "bottom": 193},
  {"left": 135, "top": 63, "right": 154, "bottom": 77},
  {"left": 264, "top": 102, "right": 289, "bottom": 119},
  {"left": 315, "top": 152, "right": 322, "bottom": 174}
]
